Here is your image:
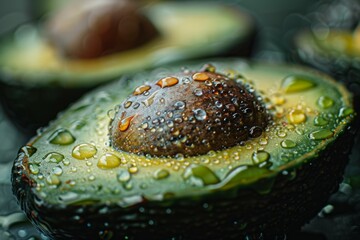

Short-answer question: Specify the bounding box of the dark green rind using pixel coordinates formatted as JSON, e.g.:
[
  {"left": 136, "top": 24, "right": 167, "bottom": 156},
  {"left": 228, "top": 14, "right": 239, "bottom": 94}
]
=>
[
  {"left": 0, "top": 2, "right": 256, "bottom": 134},
  {"left": 12, "top": 123, "right": 355, "bottom": 239},
  {"left": 11, "top": 59, "right": 355, "bottom": 239}
]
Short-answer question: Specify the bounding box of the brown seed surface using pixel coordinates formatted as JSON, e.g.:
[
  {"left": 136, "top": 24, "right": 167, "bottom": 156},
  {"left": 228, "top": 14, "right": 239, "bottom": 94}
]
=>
[
  {"left": 46, "top": 0, "right": 158, "bottom": 59},
  {"left": 110, "top": 67, "right": 270, "bottom": 157}
]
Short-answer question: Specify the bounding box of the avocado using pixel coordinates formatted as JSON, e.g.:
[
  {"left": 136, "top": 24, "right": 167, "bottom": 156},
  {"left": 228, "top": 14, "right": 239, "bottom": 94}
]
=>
[
  {"left": 0, "top": 1, "right": 255, "bottom": 134},
  {"left": 12, "top": 59, "right": 355, "bottom": 239}
]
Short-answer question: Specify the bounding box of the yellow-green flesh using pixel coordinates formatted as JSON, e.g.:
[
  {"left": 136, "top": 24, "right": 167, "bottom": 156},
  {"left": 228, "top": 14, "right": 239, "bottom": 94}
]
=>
[
  {"left": 24, "top": 59, "right": 354, "bottom": 206},
  {"left": 0, "top": 2, "right": 252, "bottom": 87}
]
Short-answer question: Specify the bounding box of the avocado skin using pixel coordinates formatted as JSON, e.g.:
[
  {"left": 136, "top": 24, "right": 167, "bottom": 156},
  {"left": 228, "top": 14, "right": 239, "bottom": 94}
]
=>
[
  {"left": 0, "top": 79, "right": 93, "bottom": 136},
  {"left": 12, "top": 122, "right": 355, "bottom": 239}
]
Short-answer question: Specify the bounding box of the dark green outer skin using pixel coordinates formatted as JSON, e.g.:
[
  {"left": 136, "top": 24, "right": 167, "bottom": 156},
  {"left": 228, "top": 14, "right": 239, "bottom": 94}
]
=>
[
  {"left": 0, "top": 26, "right": 256, "bottom": 136},
  {"left": 12, "top": 122, "right": 356, "bottom": 240}
]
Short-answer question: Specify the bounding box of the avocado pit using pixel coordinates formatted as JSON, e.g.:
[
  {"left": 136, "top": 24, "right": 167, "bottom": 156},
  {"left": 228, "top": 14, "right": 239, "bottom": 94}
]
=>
[
  {"left": 46, "top": 0, "right": 158, "bottom": 59},
  {"left": 110, "top": 65, "right": 270, "bottom": 157}
]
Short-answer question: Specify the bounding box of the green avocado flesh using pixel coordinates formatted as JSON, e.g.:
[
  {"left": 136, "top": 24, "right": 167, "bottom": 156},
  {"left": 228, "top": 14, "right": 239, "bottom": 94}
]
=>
[
  {"left": 0, "top": 2, "right": 253, "bottom": 88},
  {"left": 12, "top": 59, "right": 355, "bottom": 238}
]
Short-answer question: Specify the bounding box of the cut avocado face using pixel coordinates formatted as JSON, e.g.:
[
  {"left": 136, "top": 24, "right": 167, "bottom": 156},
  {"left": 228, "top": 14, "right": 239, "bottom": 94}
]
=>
[
  {"left": 12, "top": 59, "right": 355, "bottom": 239},
  {"left": 0, "top": 2, "right": 255, "bottom": 133}
]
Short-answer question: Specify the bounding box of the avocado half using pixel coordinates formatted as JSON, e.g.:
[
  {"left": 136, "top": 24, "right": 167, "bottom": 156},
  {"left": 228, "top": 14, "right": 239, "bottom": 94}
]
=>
[
  {"left": 12, "top": 59, "right": 355, "bottom": 239},
  {"left": 0, "top": 1, "right": 255, "bottom": 134}
]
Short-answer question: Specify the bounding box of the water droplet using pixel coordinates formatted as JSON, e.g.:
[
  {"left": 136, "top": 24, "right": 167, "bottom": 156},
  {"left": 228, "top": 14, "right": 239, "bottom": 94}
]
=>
[
  {"left": 154, "top": 169, "right": 170, "bottom": 180},
  {"left": 287, "top": 109, "right": 306, "bottom": 124},
  {"left": 97, "top": 153, "right": 121, "bottom": 169},
  {"left": 46, "top": 174, "right": 61, "bottom": 185},
  {"left": 124, "top": 101, "right": 132, "bottom": 108},
  {"left": 142, "top": 91, "right": 158, "bottom": 107},
  {"left": 276, "top": 130, "right": 287, "bottom": 138},
  {"left": 133, "top": 85, "right": 151, "bottom": 95},
  {"left": 339, "top": 107, "right": 354, "bottom": 117},
  {"left": 48, "top": 129, "right": 75, "bottom": 145},
  {"left": 252, "top": 151, "right": 270, "bottom": 164},
  {"left": 317, "top": 96, "right": 334, "bottom": 109},
  {"left": 117, "top": 170, "right": 131, "bottom": 183},
  {"left": 281, "top": 139, "right": 296, "bottom": 149},
  {"left": 128, "top": 165, "right": 138, "bottom": 174},
  {"left": 215, "top": 101, "right": 223, "bottom": 108},
  {"left": 201, "top": 63, "right": 216, "bottom": 72},
  {"left": 271, "top": 94, "right": 286, "bottom": 105},
  {"left": 72, "top": 144, "right": 97, "bottom": 160},
  {"left": 183, "top": 164, "right": 220, "bottom": 186},
  {"left": 59, "top": 192, "right": 79, "bottom": 203},
  {"left": 29, "top": 164, "right": 39, "bottom": 174},
  {"left": 156, "top": 77, "right": 179, "bottom": 88},
  {"left": 309, "top": 129, "right": 333, "bottom": 140},
  {"left": 249, "top": 126, "right": 263, "bottom": 138},
  {"left": 107, "top": 109, "right": 116, "bottom": 119},
  {"left": 193, "top": 109, "right": 207, "bottom": 121},
  {"left": 43, "top": 152, "right": 64, "bottom": 163},
  {"left": 281, "top": 75, "right": 316, "bottom": 93},
  {"left": 259, "top": 138, "right": 268, "bottom": 145},
  {"left": 314, "top": 116, "right": 328, "bottom": 126},
  {"left": 193, "top": 88, "right": 203, "bottom": 96},
  {"left": 174, "top": 101, "right": 186, "bottom": 110},
  {"left": 52, "top": 166, "right": 63, "bottom": 176},
  {"left": 192, "top": 72, "right": 210, "bottom": 81},
  {"left": 133, "top": 102, "right": 140, "bottom": 109},
  {"left": 118, "top": 115, "right": 135, "bottom": 132},
  {"left": 21, "top": 145, "right": 37, "bottom": 157}
]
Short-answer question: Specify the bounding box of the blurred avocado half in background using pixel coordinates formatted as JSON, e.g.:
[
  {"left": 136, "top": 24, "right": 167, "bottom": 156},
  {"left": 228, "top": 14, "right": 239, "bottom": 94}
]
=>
[
  {"left": 0, "top": 0, "right": 256, "bottom": 134},
  {"left": 12, "top": 59, "right": 356, "bottom": 239}
]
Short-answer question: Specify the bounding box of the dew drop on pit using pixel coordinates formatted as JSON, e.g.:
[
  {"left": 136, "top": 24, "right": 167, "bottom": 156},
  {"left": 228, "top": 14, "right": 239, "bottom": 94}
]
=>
[
  {"left": 174, "top": 101, "right": 186, "bottom": 110},
  {"left": 133, "top": 85, "right": 151, "bottom": 95},
  {"left": 252, "top": 151, "right": 270, "bottom": 164},
  {"left": 317, "top": 96, "right": 334, "bottom": 109},
  {"left": 97, "top": 153, "right": 121, "bottom": 169},
  {"left": 21, "top": 145, "right": 37, "bottom": 157},
  {"left": 48, "top": 129, "right": 75, "bottom": 145},
  {"left": 43, "top": 152, "right": 64, "bottom": 163},
  {"left": 118, "top": 115, "right": 135, "bottom": 132},
  {"left": 124, "top": 101, "right": 132, "bottom": 108},
  {"left": 193, "top": 88, "right": 203, "bottom": 97},
  {"left": 249, "top": 126, "right": 263, "bottom": 138},
  {"left": 287, "top": 109, "right": 306, "bottom": 124},
  {"left": 192, "top": 72, "right": 210, "bottom": 81},
  {"left": 156, "top": 77, "right": 179, "bottom": 88},
  {"left": 193, "top": 109, "right": 207, "bottom": 121},
  {"left": 72, "top": 144, "right": 97, "bottom": 160}
]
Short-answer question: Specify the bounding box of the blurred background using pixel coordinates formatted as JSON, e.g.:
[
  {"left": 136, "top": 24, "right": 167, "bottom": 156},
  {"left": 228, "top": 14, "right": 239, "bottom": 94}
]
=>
[{"left": 0, "top": 0, "right": 359, "bottom": 239}]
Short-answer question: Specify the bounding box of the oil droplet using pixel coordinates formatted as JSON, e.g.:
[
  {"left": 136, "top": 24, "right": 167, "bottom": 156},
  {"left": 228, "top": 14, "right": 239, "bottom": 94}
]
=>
[
  {"left": 252, "top": 151, "right": 270, "bottom": 164},
  {"left": 192, "top": 72, "right": 210, "bottom": 81},
  {"left": 317, "top": 96, "right": 334, "bottom": 109},
  {"left": 183, "top": 164, "right": 220, "bottom": 186},
  {"left": 29, "top": 164, "right": 39, "bottom": 174},
  {"left": 52, "top": 166, "right": 63, "bottom": 176},
  {"left": 117, "top": 170, "right": 131, "bottom": 183},
  {"left": 124, "top": 101, "right": 132, "bottom": 108},
  {"left": 154, "top": 169, "right": 170, "bottom": 180},
  {"left": 133, "top": 85, "right": 151, "bottom": 95},
  {"left": 287, "top": 109, "right": 306, "bottom": 124},
  {"left": 281, "top": 139, "right": 296, "bottom": 149},
  {"left": 97, "top": 153, "right": 121, "bottom": 169},
  {"left": 193, "top": 109, "right": 207, "bottom": 121},
  {"left": 281, "top": 75, "right": 316, "bottom": 93},
  {"left": 46, "top": 174, "right": 61, "bottom": 185},
  {"left": 309, "top": 129, "right": 334, "bottom": 140},
  {"left": 48, "top": 129, "right": 75, "bottom": 145},
  {"left": 339, "top": 107, "right": 354, "bottom": 117},
  {"left": 156, "top": 77, "right": 179, "bottom": 88},
  {"left": 314, "top": 116, "right": 328, "bottom": 126},
  {"left": 119, "top": 115, "right": 135, "bottom": 132},
  {"left": 43, "top": 152, "right": 64, "bottom": 163},
  {"left": 72, "top": 144, "right": 97, "bottom": 160}
]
